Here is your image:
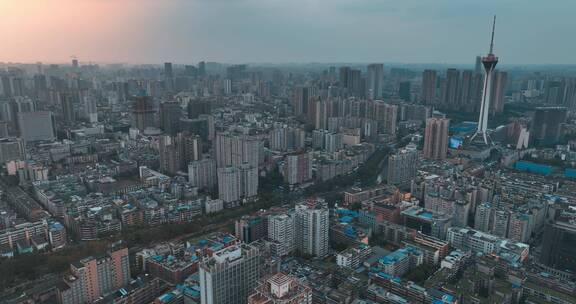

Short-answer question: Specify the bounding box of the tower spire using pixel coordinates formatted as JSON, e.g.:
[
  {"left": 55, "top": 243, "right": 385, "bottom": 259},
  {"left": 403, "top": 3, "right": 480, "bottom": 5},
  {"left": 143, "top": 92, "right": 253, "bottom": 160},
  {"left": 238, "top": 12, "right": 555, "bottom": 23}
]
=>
[
  {"left": 470, "top": 16, "right": 499, "bottom": 146},
  {"left": 489, "top": 15, "right": 496, "bottom": 55}
]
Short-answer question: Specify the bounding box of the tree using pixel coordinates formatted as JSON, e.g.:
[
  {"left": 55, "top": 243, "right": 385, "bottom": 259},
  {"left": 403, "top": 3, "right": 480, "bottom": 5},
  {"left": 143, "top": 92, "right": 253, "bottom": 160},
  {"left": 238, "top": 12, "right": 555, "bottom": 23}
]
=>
[{"left": 403, "top": 264, "right": 436, "bottom": 285}]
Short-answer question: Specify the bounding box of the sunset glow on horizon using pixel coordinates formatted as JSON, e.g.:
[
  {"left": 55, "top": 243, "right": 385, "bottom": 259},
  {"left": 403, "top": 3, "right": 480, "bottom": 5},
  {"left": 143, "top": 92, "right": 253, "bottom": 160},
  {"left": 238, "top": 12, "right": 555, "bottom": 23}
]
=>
[
  {"left": 1, "top": 0, "right": 575, "bottom": 64},
  {"left": 0, "top": 0, "right": 171, "bottom": 64}
]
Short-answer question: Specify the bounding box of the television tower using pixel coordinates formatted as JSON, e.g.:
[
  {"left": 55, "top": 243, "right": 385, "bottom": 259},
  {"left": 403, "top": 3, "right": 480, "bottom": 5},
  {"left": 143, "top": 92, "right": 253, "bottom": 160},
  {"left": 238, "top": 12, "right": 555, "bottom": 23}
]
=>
[{"left": 471, "top": 15, "right": 498, "bottom": 145}]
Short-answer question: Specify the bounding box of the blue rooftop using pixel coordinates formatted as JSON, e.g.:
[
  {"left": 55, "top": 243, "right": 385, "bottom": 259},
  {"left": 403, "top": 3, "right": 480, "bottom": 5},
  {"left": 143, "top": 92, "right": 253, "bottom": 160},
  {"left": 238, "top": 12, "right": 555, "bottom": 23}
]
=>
[
  {"left": 337, "top": 209, "right": 359, "bottom": 217},
  {"left": 345, "top": 226, "right": 356, "bottom": 236},
  {"left": 420, "top": 212, "right": 433, "bottom": 219},
  {"left": 340, "top": 216, "right": 354, "bottom": 223},
  {"left": 515, "top": 161, "right": 552, "bottom": 175},
  {"left": 222, "top": 236, "right": 234, "bottom": 243},
  {"left": 450, "top": 122, "right": 477, "bottom": 134},
  {"left": 565, "top": 168, "right": 576, "bottom": 178},
  {"left": 379, "top": 247, "right": 421, "bottom": 265},
  {"left": 210, "top": 243, "right": 223, "bottom": 251},
  {"left": 158, "top": 293, "right": 174, "bottom": 302}
]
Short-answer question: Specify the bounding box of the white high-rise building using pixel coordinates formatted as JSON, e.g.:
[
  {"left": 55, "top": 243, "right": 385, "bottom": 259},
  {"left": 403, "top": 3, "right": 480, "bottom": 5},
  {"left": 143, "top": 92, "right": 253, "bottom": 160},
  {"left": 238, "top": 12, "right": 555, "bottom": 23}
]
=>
[
  {"left": 284, "top": 152, "right": 313, "bottom": 186},
  {"left": 223, "top": 79, "right": 232, "bottom": 95},
  {"left": 83, "top": 96, "right": 98, "bottom": 123},
  {"left": 217, "top": 164, "right": 258, "bottom": 204},
  {"left": 188, "top": 158, "right": 217, "bottom": 191},
  {"left": 199, "top": 244, "right": 261, "bottom": 304},
  {"left": 324, "top": 132, "right": 343, "bottom": 153},
  {"left": 387, "top": 145, "right": 419, "bottom": 186},
  {"left": 269, "top": 127, "right": 287, "bottom": 151},
  {"left": 268, "top": 213, "right": 295, "bottom": 256},
  {"left": 239, "top": 164, "right": 258, "bottom": 199},
  {"left": 215, "top": 132, "right": 260, "bottom": 168},
  {"left": 217, "top": 167, "right": 241, "bottom": 203},
  {"left": 474, "top": 202, "right": 493, "bottom": 232},
  {"left": 295, "top": 203, "right": 329, "bottom": 257}
]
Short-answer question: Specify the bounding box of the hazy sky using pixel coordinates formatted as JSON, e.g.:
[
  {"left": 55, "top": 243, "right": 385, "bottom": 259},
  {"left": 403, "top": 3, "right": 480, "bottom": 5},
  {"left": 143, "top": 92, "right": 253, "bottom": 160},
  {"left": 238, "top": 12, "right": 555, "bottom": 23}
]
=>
[{"left": 1, "top": 0, "right": 575, "bottom": 65}]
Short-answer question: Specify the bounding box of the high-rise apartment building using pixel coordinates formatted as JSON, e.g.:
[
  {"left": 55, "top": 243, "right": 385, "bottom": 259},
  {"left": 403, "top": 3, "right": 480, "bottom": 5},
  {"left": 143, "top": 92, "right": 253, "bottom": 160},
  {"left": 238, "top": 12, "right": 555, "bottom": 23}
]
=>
[
  {"left": 215, "top": 132, "right": 260, "bottom": 168},
  {"left": 187, "top": 98, "right": 211, "bottom": 119},
  {"left": 0, "top": 137, "right": 24, "bottom": 163},
  {"left": 217, "top": 166, "right": 241, "bottom": 203},
  {"left": 387, "top": 145, "right": 419, "bottom": 187},
  {"left": 423, "top": 117, "right": 449, "bottom": 160},
  {"left": 399, "top": 81, "right": 411, "bottom": 101},
  {"left": 235, "top": 215, "right": 268, "bottom": 244},
  {"left": 131, "top": 95, "right": 155, "bottom": 131},
  {"left": 507, "top": 212, "right": 531, "bottom": 243},
  {"left": 367, "top": 63, "right": 384, "bottom": 100},
  {"left": 60, "top": 93, "right": 76, "bottom": 125},
  {"left": 443, "top": 68, "right": 460, "bottom": 106},
  {"left": 268, "top": 213, "right": 295, "bottom": 257},
  {"left": 83, "top": 96, "right": 98, "bottom": 123},
  {"left": 164, "top": 62, "right": 174, "bottom": 91},
  {"left": 490, "top": 71, "right": 508, "bottom": 115},
  {"left": 373, "top": 101, "right": 394, "bottom": 132},
  {"left": 188, "top": 158, "right": 217, "bottom": 191},
  {"left": 451, "top": 200, "right": 471, "bottom": 228},
  {"left": 158, "top": 132, "right": 202, "bottom": 175},
  {"left": 0, "top": 97, "right": 35, "bottom": 132},
  {"left": 158, "top": 135, "right": 182, "bottom": 175},
  {"left": 295, "top": 203, "right": 329, "bottom": 258},
  {"left": 474, "top": 202, "right": 493, "bottom": 233},
  {"left": 160, "top": 101, "right": 182, "bottom": 135},
  {"left": 239, "top": 163, "right": 259, "bottom": 200},
  {"left": 269, "top": 127, "right": 306, "bottom": 152},
  {"left": 379, "top": 103, "right": 398, "bottom": 135},
  {"left": 421, "top": 70, "right": 437, "bottom": 105},
  {"left": 492, "top": 210, "right": 510, "bottom": 238},
  {"left": 324, "top": 132, "right": 343, "bottom": 154},
  {"left": 283, "top": 152, "right": 313, "bottom": 186},
  {"left": 198, "top": 61, "right": 206, "bottom": 77},
  {"left": 164, "top": 62, "right": 173, "bottom": 78},
  {"left": 310, "top": 98, "right": 329, "bottom": 130},
  {"left": 540, "top": 216, "right": 576, "bottom": 273},
  {"left": 339, "top": 67, "right": 363, "bottom": 97},
  {"left": 269, "top": 127, "right": 287, "bottom": 152},
  {"left": 199, "top": 243, "right": 261, "bottom": 304},
  {"left": 57, "top": 242, "right": 130, "bottom": 304},
  {"left": 180, "top": 114, "right": 214, "bottom": 141},
  {"left": 217, "top": 164, "right": 258, "bottom": 204},
  {"left": 458, "top": 70, "right": 474, "bottom": 110},
  {"left": 475, "top": 56, "right": 482, "bottom": 74},
  {"left": 18, "top": 111, "right": 55, "bottom": 142},
  {"left": 292, "top": 86, "right": 315, "bottom": 116},
  {"left": 531, "top": 107, "right": 567, "bottom": 146}
]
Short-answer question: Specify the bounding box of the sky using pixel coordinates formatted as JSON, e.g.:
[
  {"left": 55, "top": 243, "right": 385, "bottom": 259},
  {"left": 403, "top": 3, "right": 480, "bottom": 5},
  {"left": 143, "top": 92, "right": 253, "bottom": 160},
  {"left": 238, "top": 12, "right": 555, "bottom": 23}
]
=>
[{"left": 0, "top": 0, "right": 575, "bottom": 65}]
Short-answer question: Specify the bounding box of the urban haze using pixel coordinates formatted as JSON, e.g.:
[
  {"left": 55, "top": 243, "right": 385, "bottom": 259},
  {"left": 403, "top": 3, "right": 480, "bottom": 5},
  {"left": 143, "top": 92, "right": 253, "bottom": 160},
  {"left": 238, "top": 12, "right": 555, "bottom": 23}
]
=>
[{"left": 0, "top": 1, "right": 575, "bottom": 304}]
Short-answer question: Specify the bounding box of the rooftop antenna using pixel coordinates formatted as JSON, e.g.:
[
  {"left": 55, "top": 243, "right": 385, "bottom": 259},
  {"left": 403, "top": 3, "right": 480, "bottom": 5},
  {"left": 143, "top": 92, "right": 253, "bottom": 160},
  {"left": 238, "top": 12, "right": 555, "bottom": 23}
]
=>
[{"left": 489, "top": 15, "right": 496, "bottom": 55}]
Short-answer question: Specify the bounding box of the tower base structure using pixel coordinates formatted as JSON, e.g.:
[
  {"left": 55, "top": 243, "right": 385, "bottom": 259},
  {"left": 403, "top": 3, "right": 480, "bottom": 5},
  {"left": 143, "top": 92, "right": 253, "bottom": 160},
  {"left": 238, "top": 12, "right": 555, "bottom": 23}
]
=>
[
  {"left": 469, "top": 130, "right": 493, "bottom": 146},
  {"left": 449, "top": 131, "right": 496, "bottom": 161}
]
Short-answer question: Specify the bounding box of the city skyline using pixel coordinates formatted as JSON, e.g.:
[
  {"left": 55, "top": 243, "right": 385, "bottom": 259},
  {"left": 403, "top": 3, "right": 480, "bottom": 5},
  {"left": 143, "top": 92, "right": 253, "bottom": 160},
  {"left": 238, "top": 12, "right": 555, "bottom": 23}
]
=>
[
  {"left": 1, "top": 1, "right": 576, "bottom": 304},
  {"left": 1, "top": 0, "right": 576, "bottom": 65}
]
